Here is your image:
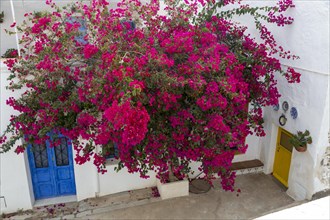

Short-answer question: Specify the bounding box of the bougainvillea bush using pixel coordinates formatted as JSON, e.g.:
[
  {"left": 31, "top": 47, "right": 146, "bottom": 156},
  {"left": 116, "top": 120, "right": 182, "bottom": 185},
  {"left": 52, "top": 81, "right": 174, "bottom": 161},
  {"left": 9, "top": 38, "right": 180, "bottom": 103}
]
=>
[{"left": 0, "top": 0, "right": 300, "bottom": 191}]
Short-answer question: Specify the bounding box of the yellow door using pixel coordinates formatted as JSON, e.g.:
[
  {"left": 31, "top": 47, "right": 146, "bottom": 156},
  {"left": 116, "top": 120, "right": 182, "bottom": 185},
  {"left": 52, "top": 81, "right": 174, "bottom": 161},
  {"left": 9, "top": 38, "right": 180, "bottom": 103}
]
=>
[{"left": 273, "top": 128, "right": 293, "bottom": 187}]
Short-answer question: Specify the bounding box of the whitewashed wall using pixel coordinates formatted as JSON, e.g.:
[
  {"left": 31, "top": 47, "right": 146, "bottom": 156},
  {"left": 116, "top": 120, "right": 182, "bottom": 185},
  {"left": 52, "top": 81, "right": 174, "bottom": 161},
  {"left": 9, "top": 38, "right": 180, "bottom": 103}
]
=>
[
  {"left": 0, "top": 0, "right": 95, "bottom": 55},
  {"left": 0, "top": 61, "right": 34, "bottom": 213},
  {"left": 0, "top": 0, "right": 136, "bottom": 55},
  {"left": 0, "top": 1, "right": 17, "bottom": 55},
  {"left": 99, "top": 164, "right": 157, "bottom": 197},
  {"left": 237, "top": 1, "right": 330, "bottom": 200},
  {"left": 260, "top": 69, "right": 329, "bottom": 200},
  {"left": 73, "top": 158, "right": 158, "bottom": 201},
  {"left": 229, "top": 0, "right": 329, "bottom": 75}
]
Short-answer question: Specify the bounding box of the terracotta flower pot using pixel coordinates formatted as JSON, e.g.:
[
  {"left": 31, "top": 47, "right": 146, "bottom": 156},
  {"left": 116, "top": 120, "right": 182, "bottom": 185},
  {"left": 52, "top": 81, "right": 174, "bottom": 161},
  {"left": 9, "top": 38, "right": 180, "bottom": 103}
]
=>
[{"left": 295, "top": 145, "right": 307, "bottom": 152}]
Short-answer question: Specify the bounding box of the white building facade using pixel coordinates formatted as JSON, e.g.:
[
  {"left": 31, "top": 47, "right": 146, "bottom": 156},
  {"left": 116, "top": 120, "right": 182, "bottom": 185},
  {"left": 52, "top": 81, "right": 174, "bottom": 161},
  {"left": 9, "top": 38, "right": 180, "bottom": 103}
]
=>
[{"left": 0, "top": 0, "right": 329, "bottom": 214}]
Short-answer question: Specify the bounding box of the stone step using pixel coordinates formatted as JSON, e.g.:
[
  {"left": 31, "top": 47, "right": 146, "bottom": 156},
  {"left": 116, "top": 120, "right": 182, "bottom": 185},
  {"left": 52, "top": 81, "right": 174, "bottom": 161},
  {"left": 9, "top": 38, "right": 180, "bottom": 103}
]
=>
[
  {"left": 73, "top": 187, "right": 162, "bottom": 218},
  {"left": 19, "top": 187, "right": 161, "bottom": 219},
  {"left": 231, "top": 159, "right": 264, "bottom": 175}
]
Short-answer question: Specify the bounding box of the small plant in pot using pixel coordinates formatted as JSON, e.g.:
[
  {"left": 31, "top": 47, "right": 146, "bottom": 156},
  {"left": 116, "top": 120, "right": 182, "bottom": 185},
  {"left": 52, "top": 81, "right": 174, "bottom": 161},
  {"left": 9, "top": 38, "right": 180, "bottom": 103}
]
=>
[
  {"left": 0, "top": 11, "right": 4, "bottom": 23},
  {"left": 290, "top": 130, "right": 312, "bottom": 152}
]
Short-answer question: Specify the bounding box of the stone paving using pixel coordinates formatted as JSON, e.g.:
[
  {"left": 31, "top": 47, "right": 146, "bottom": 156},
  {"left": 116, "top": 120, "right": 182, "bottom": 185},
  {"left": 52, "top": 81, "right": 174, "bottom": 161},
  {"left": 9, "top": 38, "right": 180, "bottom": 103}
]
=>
[
  {"left": 85, "top": 173, "right": 298, "bottom": 219},
  {"left": 3, "top": 173, "right": 327, "bottom": 220},
  {"left": 1, "top": 160, "right": 264, "bottom": 219},
  {"left": 2, "top": 187, "right": 161, "bottom": 219},
  {"left": 256, "top": 196, "right": 330, "bottom": 220}
]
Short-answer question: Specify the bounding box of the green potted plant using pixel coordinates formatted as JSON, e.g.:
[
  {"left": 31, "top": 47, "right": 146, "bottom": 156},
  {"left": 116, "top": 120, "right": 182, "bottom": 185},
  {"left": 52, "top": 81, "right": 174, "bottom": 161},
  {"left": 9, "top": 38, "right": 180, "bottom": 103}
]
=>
[{"left": 290, "top": 130, "right": 313, "bottom": 152}]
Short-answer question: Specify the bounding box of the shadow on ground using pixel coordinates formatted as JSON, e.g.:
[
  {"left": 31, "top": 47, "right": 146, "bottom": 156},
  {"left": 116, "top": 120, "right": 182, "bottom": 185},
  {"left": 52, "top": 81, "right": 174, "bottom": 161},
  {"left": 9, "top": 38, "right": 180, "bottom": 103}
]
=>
[
  {"left": 86, "top": 173, "right": 296, "bottom": 220},
  {"left": 5, "top": 173, "right": 316, "bottom": 219}
]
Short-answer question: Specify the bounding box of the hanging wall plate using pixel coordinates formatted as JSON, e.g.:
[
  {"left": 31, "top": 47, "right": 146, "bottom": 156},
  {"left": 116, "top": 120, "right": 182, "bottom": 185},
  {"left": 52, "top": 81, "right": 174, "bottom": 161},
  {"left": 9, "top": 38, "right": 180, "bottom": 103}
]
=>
[
  {"left": 279, "top": 114, "right": 287, "bottom": 126},
  {"left": 290, "top": 107, "right": 298, "bottom": 119},
  {"left": 273, "top": 104, "right": 280, "bottom": 111},
  {"left": 282, "top": 101, "right": 289, "bottom": 112}
]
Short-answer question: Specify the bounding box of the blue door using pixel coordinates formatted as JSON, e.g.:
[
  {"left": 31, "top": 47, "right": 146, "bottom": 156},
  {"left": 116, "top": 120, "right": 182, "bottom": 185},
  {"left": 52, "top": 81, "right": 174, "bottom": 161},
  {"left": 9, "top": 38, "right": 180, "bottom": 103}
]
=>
[{"left": 27, "top": 135, "right": 76, "bottom": 200}]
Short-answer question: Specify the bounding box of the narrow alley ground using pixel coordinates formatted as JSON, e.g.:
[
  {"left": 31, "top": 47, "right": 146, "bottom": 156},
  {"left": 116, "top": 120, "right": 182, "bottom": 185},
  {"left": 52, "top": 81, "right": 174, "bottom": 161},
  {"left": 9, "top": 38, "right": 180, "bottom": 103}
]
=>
[
  {"left": 4, "top": 173, "right": 329, "bottom": 219},
  {"left": 86, "top": 174, "right": 306, "bottom": 219}
]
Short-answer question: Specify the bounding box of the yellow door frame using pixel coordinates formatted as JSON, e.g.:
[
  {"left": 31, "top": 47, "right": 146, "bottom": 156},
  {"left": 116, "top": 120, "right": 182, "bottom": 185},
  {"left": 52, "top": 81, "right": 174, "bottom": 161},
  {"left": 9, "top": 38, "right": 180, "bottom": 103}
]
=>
[{"left": 273, "top": 127, "right": 293, "bottom": 187}]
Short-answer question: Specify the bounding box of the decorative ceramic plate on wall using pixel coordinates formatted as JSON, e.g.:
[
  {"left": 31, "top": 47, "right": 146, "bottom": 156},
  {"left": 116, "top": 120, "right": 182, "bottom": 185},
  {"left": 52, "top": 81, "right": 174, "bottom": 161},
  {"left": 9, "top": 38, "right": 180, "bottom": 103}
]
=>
[
  {"left": 282, "top": 101, "right": 289, "bottom": 112},
  {"left": 279, "top": 114, "right": 287, "bottom": 126},
  {"left": 290, "top": 107, "right": 298, "bottom": 119}
]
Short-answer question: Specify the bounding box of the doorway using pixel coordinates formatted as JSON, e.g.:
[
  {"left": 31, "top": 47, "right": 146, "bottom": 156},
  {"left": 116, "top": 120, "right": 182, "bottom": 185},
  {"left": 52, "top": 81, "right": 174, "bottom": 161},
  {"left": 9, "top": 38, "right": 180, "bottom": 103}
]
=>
[
  {"left": 27, "top": 135, "right": 76, "bottom": 200},
  {"left": 273, "top": 127, "right": 293, "bottom": 187}
]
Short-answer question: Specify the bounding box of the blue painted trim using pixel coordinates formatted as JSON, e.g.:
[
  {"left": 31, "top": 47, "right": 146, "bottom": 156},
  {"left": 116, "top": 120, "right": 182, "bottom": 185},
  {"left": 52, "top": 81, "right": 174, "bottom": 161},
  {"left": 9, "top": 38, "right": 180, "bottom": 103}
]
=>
[
  {"left": 290, "top": 107, "right": 298, "bottom": 119},
  {"left": 66, "top": 16, "right": 88, "bottom": 45},
  {"left": 105, "top": 142, "right": 119, "bottom": 159}
]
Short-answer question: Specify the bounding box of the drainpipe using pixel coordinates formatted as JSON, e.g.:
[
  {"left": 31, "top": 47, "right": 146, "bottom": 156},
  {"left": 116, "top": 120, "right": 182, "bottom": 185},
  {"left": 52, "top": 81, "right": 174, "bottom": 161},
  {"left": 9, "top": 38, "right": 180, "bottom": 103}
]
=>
[
  {"left": 95, "top": 147, "right": 100, "bottom": 197},
  {"left": 95, "top": 171, "right": 100, "bottom": 197},
  {"left": 10, "top": 0, "right": 20, "bottom": 56}
]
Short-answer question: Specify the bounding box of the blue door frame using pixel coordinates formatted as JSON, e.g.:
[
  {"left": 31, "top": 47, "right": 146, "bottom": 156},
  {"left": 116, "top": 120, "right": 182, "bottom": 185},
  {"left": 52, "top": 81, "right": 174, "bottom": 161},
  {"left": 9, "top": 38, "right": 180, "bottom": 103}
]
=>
[{"left": 27, "top": 134, "right": 76, "bottom": 200}]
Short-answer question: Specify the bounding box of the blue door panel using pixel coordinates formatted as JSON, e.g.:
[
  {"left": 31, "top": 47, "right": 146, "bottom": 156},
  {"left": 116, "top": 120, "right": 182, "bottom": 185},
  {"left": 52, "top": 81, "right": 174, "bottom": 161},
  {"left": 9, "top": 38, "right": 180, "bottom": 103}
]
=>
[
  {"left": 53, "top": 136, "right": 76, "bottom": 195},
  {"left": 56, "top": 168, "right": 71, "bottom": 180},
  {"left": 27, "top": 135, "right": 76, "bottom": 200},
  {"left": 36, "top": 170, "right": 52, "bottom": 182},
  {"left": 58, "top": 181, "right": 74, "bottom": 194},
  {"left": 38, "top": 184, "right": 55, "bottom": 198}
]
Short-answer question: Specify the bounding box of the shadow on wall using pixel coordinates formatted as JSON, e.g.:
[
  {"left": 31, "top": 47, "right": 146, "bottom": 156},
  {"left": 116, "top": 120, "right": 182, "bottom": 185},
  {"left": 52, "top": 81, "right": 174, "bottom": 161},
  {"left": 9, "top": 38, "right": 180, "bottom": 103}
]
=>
[
  {"left": 318, "top": 145, "right": 330, "bottom": 188},
  {"left": 287, "top": 151, "right": 314, "bottom": 200}
]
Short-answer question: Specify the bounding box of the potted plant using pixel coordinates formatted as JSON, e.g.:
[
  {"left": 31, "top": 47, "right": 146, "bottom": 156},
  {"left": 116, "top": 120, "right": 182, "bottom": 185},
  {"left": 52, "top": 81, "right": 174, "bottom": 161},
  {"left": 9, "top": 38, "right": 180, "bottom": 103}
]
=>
[
  {"left": 0, "top": 11, "right": 4, "bottom": 23},
  {"left": 290, "top": 130, "right": 313, "bottom": 152}
]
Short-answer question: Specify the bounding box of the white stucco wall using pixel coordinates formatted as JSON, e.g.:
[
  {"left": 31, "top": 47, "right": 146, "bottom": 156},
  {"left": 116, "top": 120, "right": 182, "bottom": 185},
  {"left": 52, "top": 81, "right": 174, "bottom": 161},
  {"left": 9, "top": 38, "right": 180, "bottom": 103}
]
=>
[
  {"left": 223, "top": 0, "right": 329, "bottom": 200},
  {"left": 72, "top": 158, "right": 98, "bottom": 202},
  {"left": 233, "top": 128, "right": 261, "bottom": 163},
  {"left": 314, "top": 89, "right": 330, "bottom": 192},
  {"left": 0, "top": 61, "right": 34, "bottom": 214},
  {"left": 0, "top": 0, "right": 93, "bottom": 56},
  {"left": 235, "top": 0, "right": 329, "bottom": 74},
  {"left": 73, "top": 144, "right": 158, "bottom": 201},
  {"left": 245, "top": 1, "right": 330, "bottom": 200},
  {"left": 0, "top": 1, "right": 17, "bottom": 55},
  {"left": 99, "top": 163, "right": 157, "bottom": 197},
  {"left": 260, "top": 69, "right": 329, "bottom": 200},
  {"left": 0, "top": 0, "right": 139, "bottom": 55}
]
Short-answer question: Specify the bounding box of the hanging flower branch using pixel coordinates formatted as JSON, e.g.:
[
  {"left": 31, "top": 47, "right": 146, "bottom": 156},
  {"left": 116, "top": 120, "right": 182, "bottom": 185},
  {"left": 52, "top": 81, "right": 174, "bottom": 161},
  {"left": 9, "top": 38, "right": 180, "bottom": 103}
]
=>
[{"left": 2, "top": 48, "right": 18, "bottom": 58}]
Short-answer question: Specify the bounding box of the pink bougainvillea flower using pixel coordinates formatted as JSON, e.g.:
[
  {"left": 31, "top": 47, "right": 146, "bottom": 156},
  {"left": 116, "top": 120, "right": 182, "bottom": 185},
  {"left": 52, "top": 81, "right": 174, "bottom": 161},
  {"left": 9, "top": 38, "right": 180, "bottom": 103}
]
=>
[{"left": 83, "top": 44, "right": 98, "bottom": 59}]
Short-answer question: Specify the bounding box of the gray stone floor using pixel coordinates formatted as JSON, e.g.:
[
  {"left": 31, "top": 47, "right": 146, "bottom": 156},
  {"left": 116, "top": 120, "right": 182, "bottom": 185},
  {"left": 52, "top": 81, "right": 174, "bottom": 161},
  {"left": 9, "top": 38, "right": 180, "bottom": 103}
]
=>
[
  {"left": 3, "top": 187, "right": 161, "bottom": 219},
  {"left": 85, "top": 174, "right": 297, "bottom": 220},
  {"left": 256, "top": 196, "right": 329, "bottom": 220},
  {"left": 6, "top": 173, "right": 323, "bottom": 220}
]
